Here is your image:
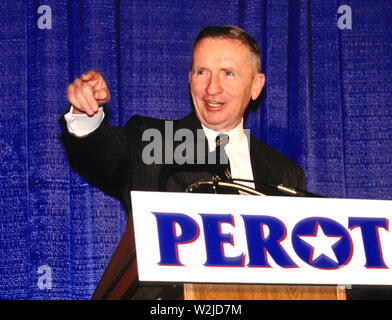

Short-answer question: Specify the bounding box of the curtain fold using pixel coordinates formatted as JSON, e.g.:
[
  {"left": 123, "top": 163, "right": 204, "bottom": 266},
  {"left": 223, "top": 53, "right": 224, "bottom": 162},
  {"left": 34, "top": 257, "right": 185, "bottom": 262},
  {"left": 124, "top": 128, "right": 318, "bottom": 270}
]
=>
[{"left": 0, "top": 0, "right": 391, "bottom": 299}]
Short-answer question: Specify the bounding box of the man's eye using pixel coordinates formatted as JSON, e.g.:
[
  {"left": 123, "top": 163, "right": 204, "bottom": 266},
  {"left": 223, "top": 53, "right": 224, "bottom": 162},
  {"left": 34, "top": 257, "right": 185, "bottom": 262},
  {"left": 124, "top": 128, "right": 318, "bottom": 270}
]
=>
[
  {"left": 197, "top": 70, "right": 205, "bottom": 75},
  {"left": 225, "top": 71, "right": 233, "bottom": 76}
]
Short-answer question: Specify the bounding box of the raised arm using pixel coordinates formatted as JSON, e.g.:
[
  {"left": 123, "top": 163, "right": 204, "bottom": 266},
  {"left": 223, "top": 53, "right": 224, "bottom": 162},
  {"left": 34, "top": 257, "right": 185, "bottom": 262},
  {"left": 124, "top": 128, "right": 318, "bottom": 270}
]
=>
[{"left": 60, "top": 71, "right": 139, "bottom": 211}]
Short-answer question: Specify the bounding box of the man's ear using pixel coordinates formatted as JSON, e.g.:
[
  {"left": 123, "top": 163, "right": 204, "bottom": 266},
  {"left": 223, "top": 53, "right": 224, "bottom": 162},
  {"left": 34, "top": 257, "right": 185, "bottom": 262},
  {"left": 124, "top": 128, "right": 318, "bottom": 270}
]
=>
[{"left": 251, "top": 73, "right": 265, "bottom": 101}]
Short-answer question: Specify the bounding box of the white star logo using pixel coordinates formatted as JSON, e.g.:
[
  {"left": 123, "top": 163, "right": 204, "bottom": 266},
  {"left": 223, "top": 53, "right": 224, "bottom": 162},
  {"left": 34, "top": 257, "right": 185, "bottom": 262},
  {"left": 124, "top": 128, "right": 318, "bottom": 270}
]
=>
[{"left": 298, "top": 222, "right": 342, "bottom": 263}]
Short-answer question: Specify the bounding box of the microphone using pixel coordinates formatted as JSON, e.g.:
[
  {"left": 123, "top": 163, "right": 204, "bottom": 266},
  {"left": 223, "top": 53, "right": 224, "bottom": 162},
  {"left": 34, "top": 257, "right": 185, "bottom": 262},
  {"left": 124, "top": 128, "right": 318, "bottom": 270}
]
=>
[
  {"left": 270, "top": 183, "right": 322, "bottom": 197},
  {"left": 158, "top": 161, "right": 226, "bottom": 192},
  {"left": 232, "top": 178, "right": 323, "bottom": 197},
  {"left": 158, "top": 162, "right": 322, "bottom": 197},
  {"left": 185, "top": 178, "right": 323, "bottom": 197}
]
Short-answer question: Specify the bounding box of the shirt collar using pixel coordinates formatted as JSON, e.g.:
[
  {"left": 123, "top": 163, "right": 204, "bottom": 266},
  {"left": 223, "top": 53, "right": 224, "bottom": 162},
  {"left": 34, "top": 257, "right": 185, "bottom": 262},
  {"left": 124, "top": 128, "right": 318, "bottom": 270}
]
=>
[{"left": 201, "top": 119, "right": 244, "bottom": 151}]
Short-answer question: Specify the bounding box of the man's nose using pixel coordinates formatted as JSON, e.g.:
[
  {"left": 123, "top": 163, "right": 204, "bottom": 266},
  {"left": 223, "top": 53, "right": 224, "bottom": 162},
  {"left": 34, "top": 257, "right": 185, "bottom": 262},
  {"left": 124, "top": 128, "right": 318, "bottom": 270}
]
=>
[{"left": 206, "top": 74, "right": 223, "bottom": 96}]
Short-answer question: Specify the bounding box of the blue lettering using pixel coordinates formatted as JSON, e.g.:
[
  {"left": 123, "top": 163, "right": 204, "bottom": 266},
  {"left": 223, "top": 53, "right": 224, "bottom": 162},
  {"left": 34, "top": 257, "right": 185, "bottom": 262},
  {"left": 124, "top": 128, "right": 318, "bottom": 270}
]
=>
[
  {"left": 152, "top": 212, "right": 199, "bottom": 265},
  {"left": 200, "top": 214, "right": 244, "bottom": 267},
  {"left": 349, "top": 217, "right": 388, "bottom": 268},
  {"left": 242, "top": 215, "right": 297, "bottom": 268}
]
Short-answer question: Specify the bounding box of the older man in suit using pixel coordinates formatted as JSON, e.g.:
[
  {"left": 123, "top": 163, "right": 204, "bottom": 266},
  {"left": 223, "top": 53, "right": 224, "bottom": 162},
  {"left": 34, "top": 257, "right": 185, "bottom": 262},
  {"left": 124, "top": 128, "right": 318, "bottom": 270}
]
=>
[{"left": 60, "top": 26, "right": 305, "bottom": 299}]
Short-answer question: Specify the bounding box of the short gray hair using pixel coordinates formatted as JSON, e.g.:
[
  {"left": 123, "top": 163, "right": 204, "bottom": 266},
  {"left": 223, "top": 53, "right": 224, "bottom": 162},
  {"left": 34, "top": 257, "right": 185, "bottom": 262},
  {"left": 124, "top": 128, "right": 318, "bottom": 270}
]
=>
[{"left": 191, "top": 25, "right": 261, "bottom": 73}]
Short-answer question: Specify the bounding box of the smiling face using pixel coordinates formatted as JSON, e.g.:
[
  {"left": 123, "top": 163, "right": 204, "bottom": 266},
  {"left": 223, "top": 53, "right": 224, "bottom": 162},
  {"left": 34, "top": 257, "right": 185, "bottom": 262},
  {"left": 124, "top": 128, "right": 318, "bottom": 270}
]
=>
[{"left": 189, "top": 37, "right": 265, "bottom": 132}]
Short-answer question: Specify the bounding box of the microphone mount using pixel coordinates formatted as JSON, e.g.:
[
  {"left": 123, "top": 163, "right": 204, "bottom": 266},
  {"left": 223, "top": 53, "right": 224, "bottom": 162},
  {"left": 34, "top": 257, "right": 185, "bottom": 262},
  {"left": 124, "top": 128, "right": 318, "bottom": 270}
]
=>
[{"left": 186, "top": 177, "right": 323, "bottom": 198}]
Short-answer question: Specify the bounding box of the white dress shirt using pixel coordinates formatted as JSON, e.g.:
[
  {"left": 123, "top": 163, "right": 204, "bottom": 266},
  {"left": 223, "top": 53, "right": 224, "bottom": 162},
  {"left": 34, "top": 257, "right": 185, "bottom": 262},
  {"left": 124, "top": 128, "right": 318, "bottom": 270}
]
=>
[{"left": 201, "top": 122, "right": 255, "bottom": 189}]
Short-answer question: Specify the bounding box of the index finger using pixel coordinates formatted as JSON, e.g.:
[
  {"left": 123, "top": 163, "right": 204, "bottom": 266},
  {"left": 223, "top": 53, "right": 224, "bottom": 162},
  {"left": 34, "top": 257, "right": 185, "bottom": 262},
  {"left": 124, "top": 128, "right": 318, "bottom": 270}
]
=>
[
  {"left": 81, "top": 70, "right": 105, "bottom": 91},
  {"left": 81, "top": 70, "right": 100, "bottom": 82}
]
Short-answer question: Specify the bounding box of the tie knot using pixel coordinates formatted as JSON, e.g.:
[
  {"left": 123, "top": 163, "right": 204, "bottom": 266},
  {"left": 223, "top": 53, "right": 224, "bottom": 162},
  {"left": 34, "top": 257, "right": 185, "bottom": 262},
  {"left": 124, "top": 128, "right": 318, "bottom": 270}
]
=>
[{"left": 216, "top": 134, "right": 229, "bottom": 148}]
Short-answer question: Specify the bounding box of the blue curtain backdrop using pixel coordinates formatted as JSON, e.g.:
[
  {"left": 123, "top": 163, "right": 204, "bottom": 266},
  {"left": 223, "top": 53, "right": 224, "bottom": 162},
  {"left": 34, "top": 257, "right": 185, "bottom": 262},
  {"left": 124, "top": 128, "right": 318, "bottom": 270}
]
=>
[{"left": 0, "top": 0, "right": 391, "bottom": 299}]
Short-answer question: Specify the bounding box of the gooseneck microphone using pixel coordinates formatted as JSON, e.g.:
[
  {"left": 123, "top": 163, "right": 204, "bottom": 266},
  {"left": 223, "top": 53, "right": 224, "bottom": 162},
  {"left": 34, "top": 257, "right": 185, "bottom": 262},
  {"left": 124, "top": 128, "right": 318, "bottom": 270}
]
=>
[
  {"left": 186, "top": 178, "right": 323, "bottom": 197},
  {"left": 158, "top": 162, "right": 322, "bottom": 197}
]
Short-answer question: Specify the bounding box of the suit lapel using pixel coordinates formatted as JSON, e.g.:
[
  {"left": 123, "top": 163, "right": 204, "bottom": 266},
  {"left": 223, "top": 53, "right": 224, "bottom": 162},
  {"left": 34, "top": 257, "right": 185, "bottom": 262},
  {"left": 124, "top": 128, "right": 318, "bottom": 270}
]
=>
[
  {"left": 249, "top": 135, "right": 279, "bottom": 192},
  {"left": 163, "top": 112, "right": 212, "bottom": 192},
  {"left": 173, "top": 112, "right": 210, "bottom": 164}
]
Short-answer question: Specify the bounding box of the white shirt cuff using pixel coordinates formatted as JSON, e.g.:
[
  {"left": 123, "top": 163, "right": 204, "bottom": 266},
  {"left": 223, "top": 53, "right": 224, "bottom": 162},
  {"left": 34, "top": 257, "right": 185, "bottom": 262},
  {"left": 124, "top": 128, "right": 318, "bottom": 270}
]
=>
[{"left": 64, "top": 106, "right": 105, "bottom": 137}]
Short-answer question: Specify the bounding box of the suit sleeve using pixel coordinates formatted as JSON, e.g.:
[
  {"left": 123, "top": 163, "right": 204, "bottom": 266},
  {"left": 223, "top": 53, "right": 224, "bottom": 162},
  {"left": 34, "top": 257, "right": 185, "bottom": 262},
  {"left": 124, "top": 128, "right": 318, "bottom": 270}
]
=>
[
  {"left": 296, "top": 165, "right": 306, "bottom": 190},
  {"left": 59, "top": 104, "right": 141, "bottom": 202}
]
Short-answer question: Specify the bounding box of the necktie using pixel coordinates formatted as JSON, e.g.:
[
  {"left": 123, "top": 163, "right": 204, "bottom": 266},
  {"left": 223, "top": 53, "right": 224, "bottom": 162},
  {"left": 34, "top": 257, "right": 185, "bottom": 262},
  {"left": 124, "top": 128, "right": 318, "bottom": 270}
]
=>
[{"left": 214, "top": 134, "right": 232, "bottom": 181}]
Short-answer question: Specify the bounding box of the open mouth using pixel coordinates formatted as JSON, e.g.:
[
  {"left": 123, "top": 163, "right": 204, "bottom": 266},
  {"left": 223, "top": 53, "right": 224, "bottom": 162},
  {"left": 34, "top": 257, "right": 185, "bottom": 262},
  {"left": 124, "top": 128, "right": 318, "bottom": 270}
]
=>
[{"left": 205, "top": 100, "right": 224, "bottom": 108}]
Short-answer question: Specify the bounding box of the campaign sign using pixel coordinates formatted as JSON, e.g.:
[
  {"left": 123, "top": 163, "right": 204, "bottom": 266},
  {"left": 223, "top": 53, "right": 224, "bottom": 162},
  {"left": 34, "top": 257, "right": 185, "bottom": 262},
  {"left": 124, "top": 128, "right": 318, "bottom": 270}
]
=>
[{"left": 131, "top": 191, "right": 392, "bottom": 285}]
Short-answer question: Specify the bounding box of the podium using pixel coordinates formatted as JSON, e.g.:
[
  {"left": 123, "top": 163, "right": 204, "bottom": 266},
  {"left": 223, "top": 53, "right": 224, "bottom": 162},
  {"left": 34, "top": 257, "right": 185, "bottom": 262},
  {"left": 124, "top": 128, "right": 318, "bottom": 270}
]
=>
[
  {"left": 91, "top": 204, "right": 345, "bottom": 300},
  {"left": 92, "top": 191, "right": 392, "bottom": 300}
]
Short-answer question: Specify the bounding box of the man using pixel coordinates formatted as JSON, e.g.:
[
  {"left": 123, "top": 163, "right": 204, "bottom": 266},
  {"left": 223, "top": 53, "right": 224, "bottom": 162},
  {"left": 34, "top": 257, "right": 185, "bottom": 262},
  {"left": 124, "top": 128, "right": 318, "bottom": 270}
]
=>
[{"left": 60, "top": 26, "right": 305, "bottom": 299}]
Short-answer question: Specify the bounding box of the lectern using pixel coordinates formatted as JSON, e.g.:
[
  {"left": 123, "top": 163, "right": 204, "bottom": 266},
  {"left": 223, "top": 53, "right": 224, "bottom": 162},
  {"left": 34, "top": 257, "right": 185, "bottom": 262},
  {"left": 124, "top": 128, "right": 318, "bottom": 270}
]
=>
[
  {"left": 92, "top": 215, "right": 346, "bottom": 300},
  {"left": 92, "top": 191, "right": 392, "bottom": 300}
]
